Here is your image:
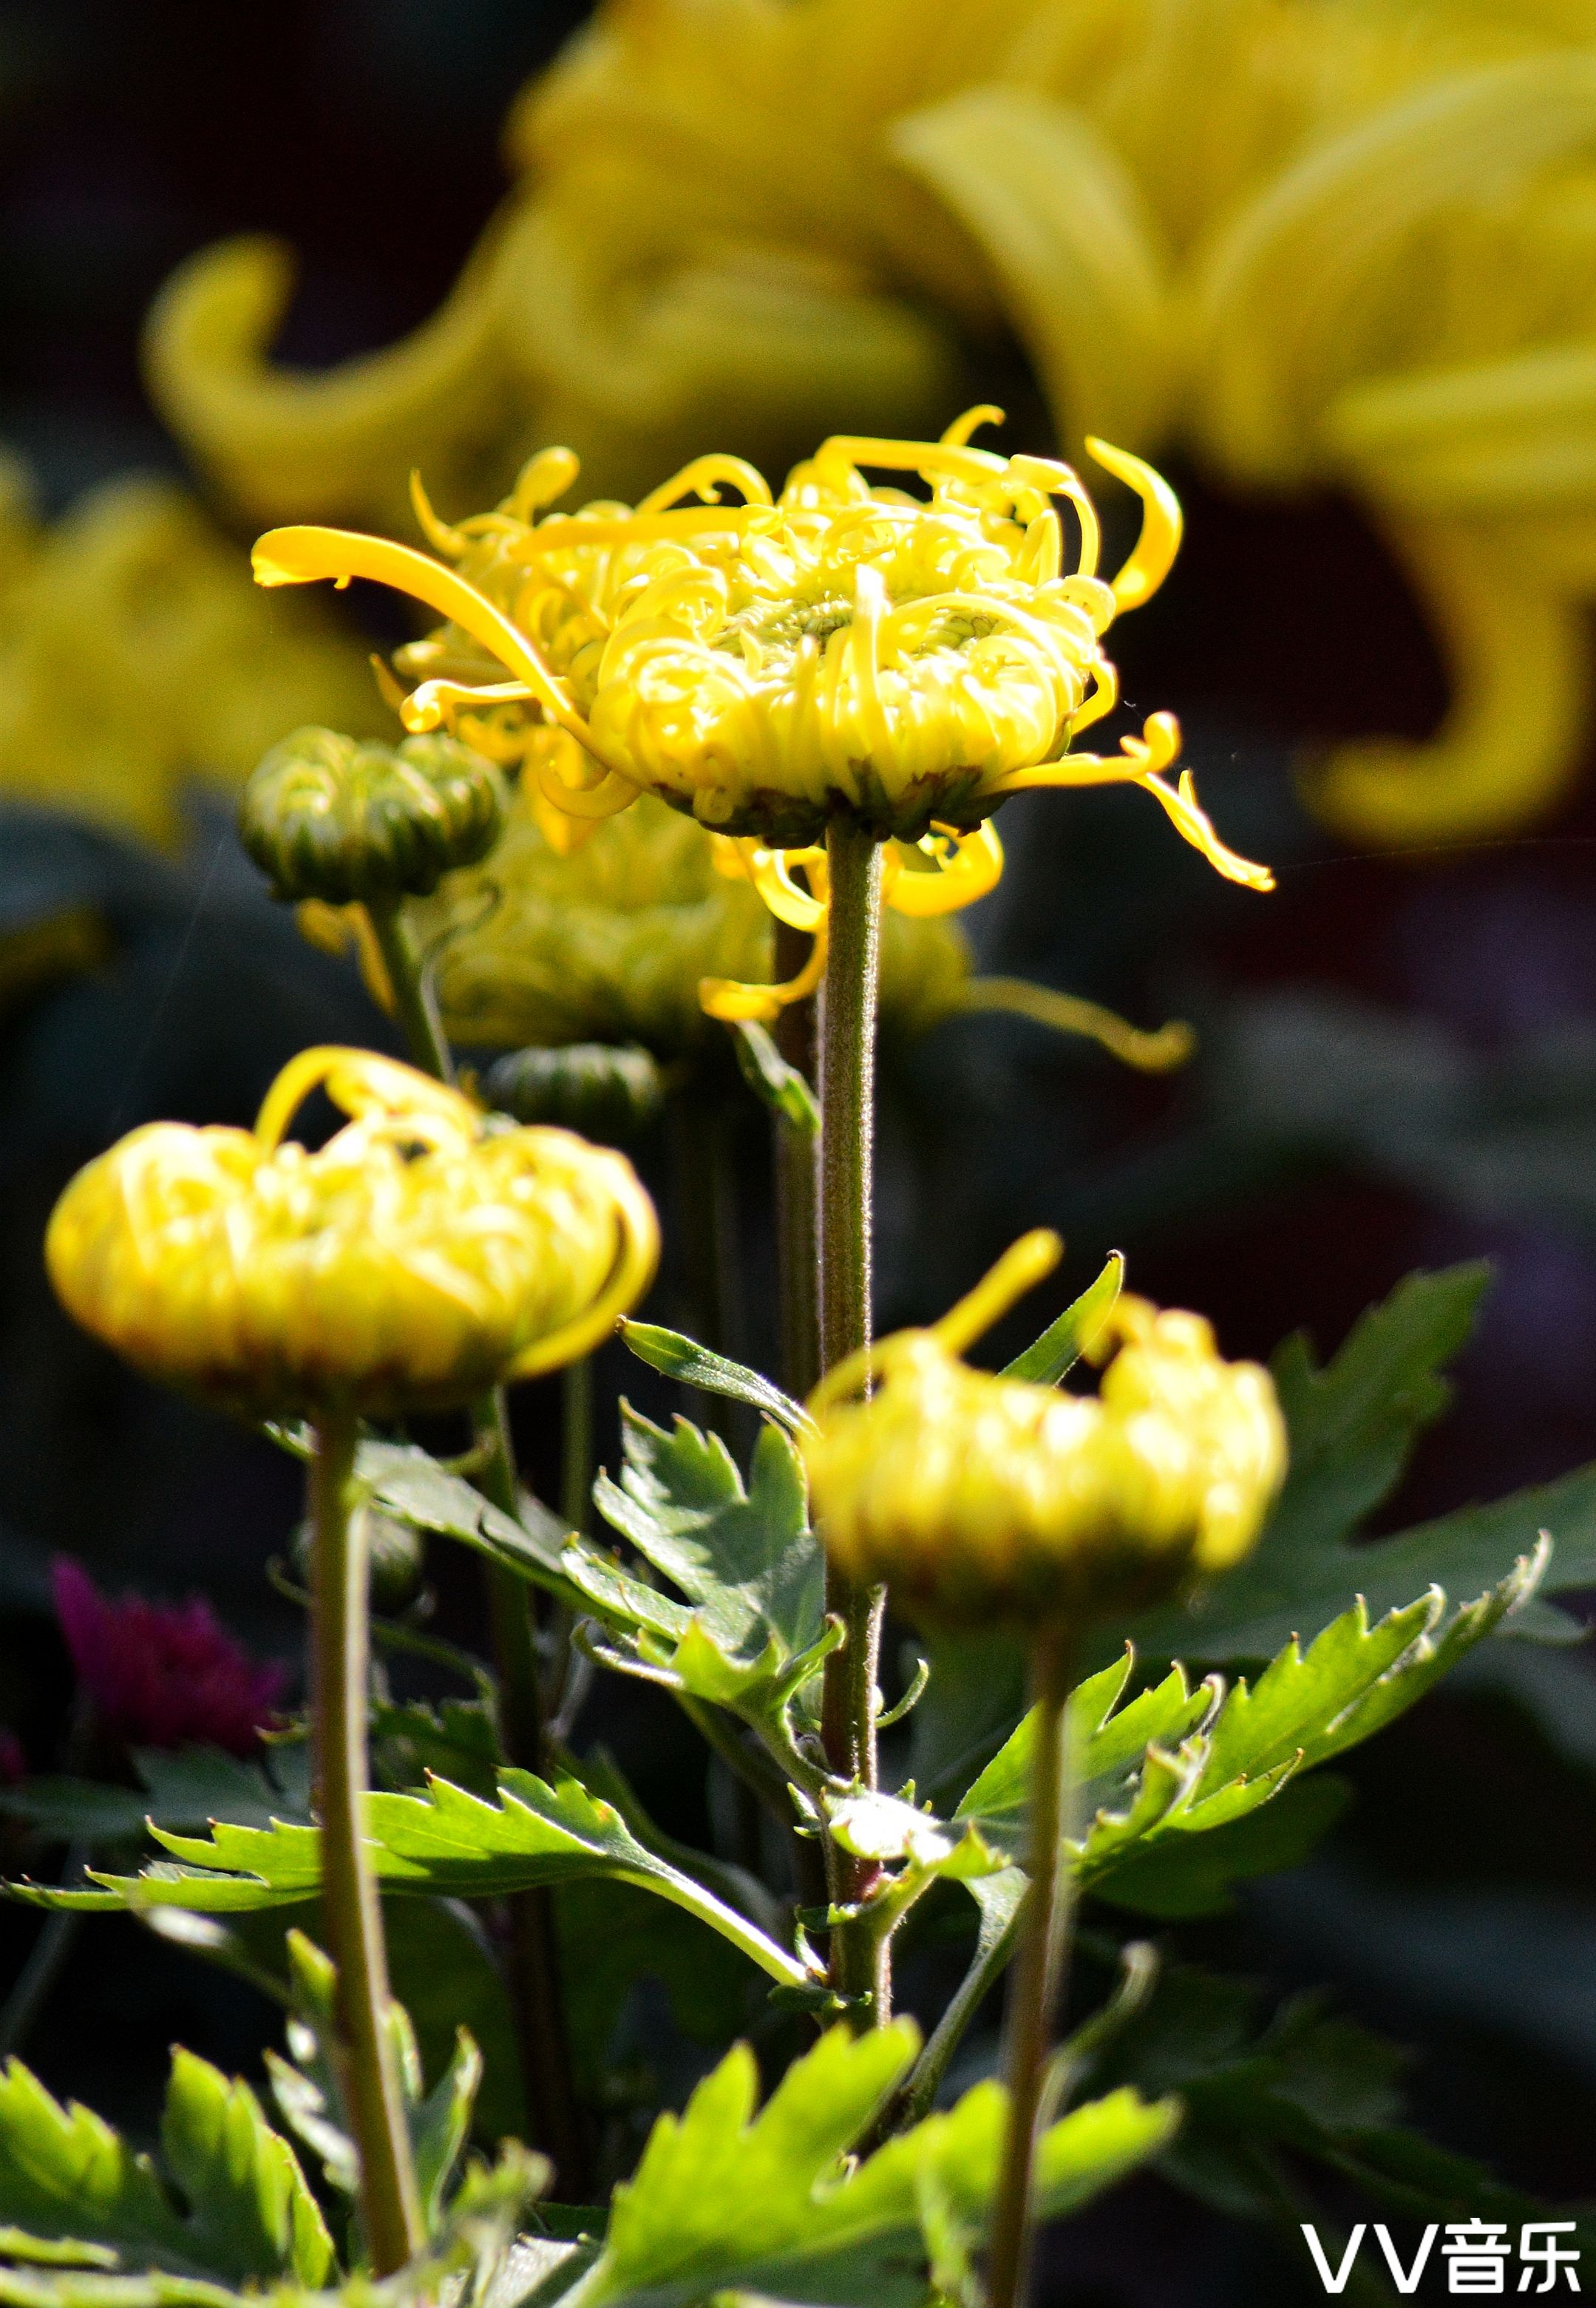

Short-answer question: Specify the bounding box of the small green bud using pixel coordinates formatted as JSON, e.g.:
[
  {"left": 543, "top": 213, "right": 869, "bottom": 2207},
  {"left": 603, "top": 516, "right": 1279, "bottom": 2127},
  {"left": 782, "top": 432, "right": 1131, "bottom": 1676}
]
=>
[
  {"left": 240, "top": 725, "right": 507, "bottom": 903},
  {"left": 291, "top": 1507, "right": 427, "bottom": 1617},
  {"left": 483, "top": 1042, "right": 665, "bottom": 1143}
]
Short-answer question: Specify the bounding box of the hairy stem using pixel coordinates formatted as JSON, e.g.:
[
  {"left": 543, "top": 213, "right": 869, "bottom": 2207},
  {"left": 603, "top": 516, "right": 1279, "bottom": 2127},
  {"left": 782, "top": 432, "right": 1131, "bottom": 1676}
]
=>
[
  {"left": 365, "top": 897, "right": 455, "bottom": 1086},
  {"left": 310, "top": 1413, "right": 423, "bottom": 2275},
  {"left": 816, "top": 822, "right": 888, "bottom": 2023},
  {"left": 987, "top": 1634, "right": 1078, "bottom": 2308},
  {"left": 772, "top": 917, "right": 821, "bottom": 1399}
]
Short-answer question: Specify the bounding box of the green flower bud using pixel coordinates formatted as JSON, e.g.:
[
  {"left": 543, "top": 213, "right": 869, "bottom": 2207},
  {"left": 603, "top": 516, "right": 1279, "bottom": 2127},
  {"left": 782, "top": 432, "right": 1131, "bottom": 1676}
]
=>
[
  {"left": 240, "top": 725, "right": 507, "bottom": 904},
  {"left": 482, "top": 1042, "right": 665, "bottom": 1142}
]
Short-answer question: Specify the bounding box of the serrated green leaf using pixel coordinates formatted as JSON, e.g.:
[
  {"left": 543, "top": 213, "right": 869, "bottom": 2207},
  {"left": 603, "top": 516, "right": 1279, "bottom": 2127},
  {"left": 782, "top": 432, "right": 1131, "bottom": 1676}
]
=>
[
  {"left": 0, "top": 2052, "right": 331, "bottom": 2289},
  {"left": 592, "top": 1406, "right": 823, "bottom": 1660},
  {"left": 560, "top": 2025, "right": 1175, "bottom": 2308},
  {"left": 1124, "top": 1266, "right": 1596, "bottom": 1660},
  {"left": 1088, "top": 1775, "right": 1351, "bottom": 1918},
  {"left": 372, "top": 1700, "right": 501, "bottom": 1802},
  {"left": 0, "top": 1750, "right": 308, "bottom": 1846},
  {"left": 1084, "top": 1955, "right": 1596, "bottom": 2252},
  {"left": 356, "top": 1441, "right": 581, "bottom": 1606},
  {"left": 953, "top": 1552, "right": 1547, "bottom": 1916},
  {"left": 1000, "top": 1253, "right": 1124, "bottom": 1384},
  {"left": 23, "top": 1771, "right": 815, "bottom": 1995}
]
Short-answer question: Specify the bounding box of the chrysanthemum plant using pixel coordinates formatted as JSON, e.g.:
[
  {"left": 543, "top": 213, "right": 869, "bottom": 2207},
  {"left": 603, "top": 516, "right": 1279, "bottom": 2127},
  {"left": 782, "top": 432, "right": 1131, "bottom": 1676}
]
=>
[{"left": 4, "top": 418, "right": 1592, "bottom": 2308}]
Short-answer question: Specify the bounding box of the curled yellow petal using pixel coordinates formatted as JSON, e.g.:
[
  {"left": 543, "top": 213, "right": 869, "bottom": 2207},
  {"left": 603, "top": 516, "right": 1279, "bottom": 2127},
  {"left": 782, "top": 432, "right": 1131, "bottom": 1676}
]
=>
[
  {"left": 699, "top": 920, "right": 828, "bottom": 1025},
  {"left": 882, "top": 822, "right": 1004, "bottom": 917},
  {"left": 1087, "top": 437, "right": 1184, "bottom": 611},
  {"left": 998, "top": 714, "right": 1274, "bottom": 892},
  {"left": 960, "top": 977, "right": 1195, "bottom": 1072}
]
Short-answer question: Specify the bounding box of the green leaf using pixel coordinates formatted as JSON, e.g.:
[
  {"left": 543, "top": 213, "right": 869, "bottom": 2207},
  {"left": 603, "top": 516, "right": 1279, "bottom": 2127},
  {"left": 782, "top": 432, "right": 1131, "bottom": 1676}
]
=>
[
  {"left": 560, "top": 2025, "right": 1176, "bottom": 2308},
  {"left": 591, "top": 1406, "right": 823, "bottom": 1660},
  {"left": 356, "top": 1441, "right": 580, "bottom": 1606},
  {"left": 0, "top": 2051, "right": 331, "bottom": 2289},
  {"left": 1000, "top": 1253, "right": 1124, "bottom": 1384},
  {"left": 954, "top": 1551, "right": 1547, "bottom": 1913},
  {"left": 617, "top": 1331, "right": 816, "bottom": 1439},
  {"left": 27, "top": 1771, "right": 817, "bottom": 1996},
  {"left": 267, "top": 1932, "right": 481, "bottom": 2230},
  {"left": 729, "top": 1020, "right": 820, "bottom": 1136},
  {"left": 1084, "top": 1955, "right": 1596, "bottom": 2251},
  {"left": 1124, "top": 1266, "right": 1596, "bottom": 1659},
  {"left": 372, "top": 1700, "right": 502, "bottom": 1801},
  {"left": 0, "top": 1749, "right": 309, "bottom": 1845}
]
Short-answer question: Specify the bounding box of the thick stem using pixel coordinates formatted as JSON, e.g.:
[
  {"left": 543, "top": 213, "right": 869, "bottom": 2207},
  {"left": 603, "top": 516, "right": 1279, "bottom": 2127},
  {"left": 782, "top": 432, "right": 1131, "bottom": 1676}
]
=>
[
  {"left": 366, "top": 898, "right": 455, "bottom": 1086},
  {"left": 772, "top": 918, "right": 821, "bottom": 1400},
  {"left": 474, "top": 1393, "right": 589, "bottom": 2199},
  {"left": 310, "top": 1414, "right": 424, "bottom": 2275},
  {"left": 987, "top": 1634, "right": 1078, "bottom": 2308},
  {"left": 815, "top": 823, "right": 888, "bottom": 2022}
]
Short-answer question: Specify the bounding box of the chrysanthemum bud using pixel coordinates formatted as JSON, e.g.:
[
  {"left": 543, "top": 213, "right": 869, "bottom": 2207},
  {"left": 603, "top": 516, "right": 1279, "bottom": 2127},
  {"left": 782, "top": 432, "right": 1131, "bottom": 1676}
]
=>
[
  {"left": 240, "top": 725, "right": 507, "bottom": 903},
  {"left": 803, "top": 1235, "right": 1285, "bottom": 1633},
  {"left": 45, "top": 1045, "right": 658, "bottom": 1419},
  {"left": 482, "top": 1042, "right": 664, "bottom": 1142}
]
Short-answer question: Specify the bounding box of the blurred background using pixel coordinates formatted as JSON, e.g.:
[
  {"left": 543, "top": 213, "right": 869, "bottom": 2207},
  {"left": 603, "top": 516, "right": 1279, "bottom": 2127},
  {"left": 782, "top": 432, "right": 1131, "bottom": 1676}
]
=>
[{"left": 3, "top": 5, "right": 1596, "bottom": 2301}]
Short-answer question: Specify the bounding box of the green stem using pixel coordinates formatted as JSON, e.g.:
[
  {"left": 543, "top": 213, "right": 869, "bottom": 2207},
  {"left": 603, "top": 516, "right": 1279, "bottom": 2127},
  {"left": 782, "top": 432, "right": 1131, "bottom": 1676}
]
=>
[
  {"left": 366, "top": 897, "right": 455, "bottom": 1086},
  {"left": 367, "top": 900, "right": 586, "bottom": 2197},
  {"left": 815, "top": 822, "right": 888, "bottom": 2023},
  {"left": 310, "top": 1413, "right": 423, "bottom": 2275},
  {"left": 772, "top": 917, "right": 821, "bottom": 1399},
  {"left": 986, "top": 1633, "right": 1078, "bottom": 2308}
]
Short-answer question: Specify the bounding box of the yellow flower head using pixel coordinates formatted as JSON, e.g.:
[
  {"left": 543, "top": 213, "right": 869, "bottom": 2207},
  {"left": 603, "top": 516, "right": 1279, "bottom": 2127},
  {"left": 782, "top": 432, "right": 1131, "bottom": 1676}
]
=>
[
  {"left": 152, "top": 0, "right": 1596, "bottom": 846},
  {"left": 252, "top": 414, "right": 1271, "bottom": 888},
  {"left": 45, "top": 1046, "right": 659, "bottom": 1419},
  {"left": 803, "top": 1231, "right": 1285, "bottom": 1632}
]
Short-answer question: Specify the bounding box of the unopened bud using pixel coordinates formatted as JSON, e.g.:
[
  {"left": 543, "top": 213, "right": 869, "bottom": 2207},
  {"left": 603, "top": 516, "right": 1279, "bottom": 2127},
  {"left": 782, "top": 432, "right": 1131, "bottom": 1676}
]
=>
[
  {"left": 241, "top": 725, "right": 506, "bottom": 904},
  {"left": 482, "top": 1043, "right": 664, "bottom": 1142}
]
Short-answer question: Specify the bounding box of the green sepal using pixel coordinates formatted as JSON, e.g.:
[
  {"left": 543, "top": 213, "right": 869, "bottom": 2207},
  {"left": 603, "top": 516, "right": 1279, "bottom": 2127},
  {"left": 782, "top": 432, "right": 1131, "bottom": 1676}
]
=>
[{"left": 1001, "top": 1252, "right": 1124, "bottom": 1384}]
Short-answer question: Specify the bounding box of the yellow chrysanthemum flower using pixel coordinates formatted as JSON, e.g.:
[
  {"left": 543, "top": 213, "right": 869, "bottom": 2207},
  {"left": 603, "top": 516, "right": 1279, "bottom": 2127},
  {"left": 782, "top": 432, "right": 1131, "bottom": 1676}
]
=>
[
  {"left": 804, "top": 1229, "right": 1286, "bottom": 1632},
  {"left": 46, "top": 1045, "right": 659, "bottom": 1418},
  {"left": 251, "top": 418, "right": 1271, "bottom": 947},
  {"left": 148, "top": 0, "right": 1596, "bottom": 842},
  {"left": 0, "top": 455, "right": 377, "bottom": 849}
]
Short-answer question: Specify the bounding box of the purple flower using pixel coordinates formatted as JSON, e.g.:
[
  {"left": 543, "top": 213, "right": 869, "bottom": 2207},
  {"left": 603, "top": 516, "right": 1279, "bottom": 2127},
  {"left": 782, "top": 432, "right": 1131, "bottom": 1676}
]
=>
[{"left": 51, "top": 1559, "right": 287, "bottom": 1757}]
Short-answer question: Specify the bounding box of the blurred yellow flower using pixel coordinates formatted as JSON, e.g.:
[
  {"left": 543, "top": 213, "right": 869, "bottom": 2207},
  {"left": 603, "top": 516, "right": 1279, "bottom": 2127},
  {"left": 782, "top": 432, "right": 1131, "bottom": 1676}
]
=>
[
  {"left": 804, "top": 1229, "right": 1286, "bottom": 1632},
  {"left": 148, "top": 0, "right": 1596, "bottom": 842},
  {"left": 0, "top": 455, "right": 377, "bottom": 849},
  {"left": 46, "top": 1045, "right": 659, "bottom": 1418}
]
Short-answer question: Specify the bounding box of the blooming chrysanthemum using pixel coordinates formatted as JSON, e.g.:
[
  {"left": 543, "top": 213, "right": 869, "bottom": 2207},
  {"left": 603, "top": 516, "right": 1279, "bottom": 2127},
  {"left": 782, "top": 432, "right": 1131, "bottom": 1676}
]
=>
[
  {"left": 51, "top": 1558, "right": 286, "bottom": 1758},
  {"left": 804, "top": 1230, "right": 1286, "bottom": 1631},
  {"left": 253, "top": 415, "right": 1271, "bottom": 902},
  {"left": 150, "top": 0, "right": 1596, "bottom": 841},
  {"left": 46, "top": 1045, "right": 659, "bottom": 1418}
]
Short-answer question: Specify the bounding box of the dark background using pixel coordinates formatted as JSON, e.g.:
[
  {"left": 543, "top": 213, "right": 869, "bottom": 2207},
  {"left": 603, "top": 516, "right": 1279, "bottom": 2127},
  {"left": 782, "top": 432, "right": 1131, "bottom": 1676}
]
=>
[{"left": 4, "top": 7, "right": 1596, "bottom": 2303}]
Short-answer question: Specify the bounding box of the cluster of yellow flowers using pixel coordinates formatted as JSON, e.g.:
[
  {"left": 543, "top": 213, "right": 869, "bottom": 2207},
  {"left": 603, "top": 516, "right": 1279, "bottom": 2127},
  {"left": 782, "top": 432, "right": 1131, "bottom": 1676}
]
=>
[
  {"left": 146, "top": 0, "right": 1596, "bottom": 842},
  {"left": 0, "top": 455, "right": 376, "bottom": 849}
]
